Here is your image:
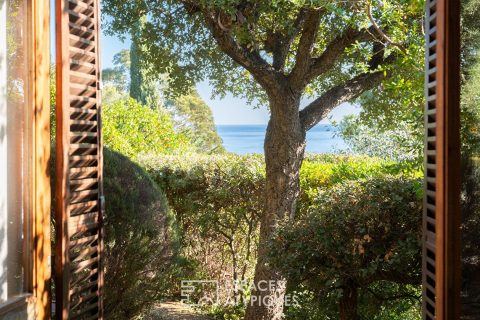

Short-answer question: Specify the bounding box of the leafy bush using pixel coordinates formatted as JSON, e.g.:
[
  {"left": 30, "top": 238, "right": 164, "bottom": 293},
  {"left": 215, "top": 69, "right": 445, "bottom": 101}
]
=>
[
  {"left": 461, "top": 54, "right": 480, "bottom": 155},
  {"left": 461, "top": 157, "right": 480, "bottom": 317},
  {"left": 299, "top": 154, "right": 420, "bottom": 214},
  {"left": 50, "top": 148, "right": 179, "bottom": 319},
  {"left": 269, "top": 176, "right": 423, "bottom": 320},
  {"left": 143, "top": 154, "right": 265, "bottom": 291},
  {"left": 336, "top": 115, "right": 423, "bottom": 164},
  {"left": 103, "top": 149, "right": 180, "bottom": 319},
  {"left": 142, "top": 154, "right": 422, "bottom": 319},
  {"left": 103, "top": 98, "right": 192, "bottom": 160}
]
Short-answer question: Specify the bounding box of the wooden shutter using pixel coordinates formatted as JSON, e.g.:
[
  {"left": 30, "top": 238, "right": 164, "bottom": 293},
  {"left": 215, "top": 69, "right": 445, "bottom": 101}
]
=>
[
  {"left": 55, "top": 0, "right": 104, "bottom": 319},
  {"left": 423, "top": 0, "right": 461, "bottom": 319}
]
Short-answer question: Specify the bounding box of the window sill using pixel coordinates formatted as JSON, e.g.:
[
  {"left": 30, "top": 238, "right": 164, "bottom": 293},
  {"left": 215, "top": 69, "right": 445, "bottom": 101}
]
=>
[{"left": 0, "top": 294, "right": 36, "bottom": 317}]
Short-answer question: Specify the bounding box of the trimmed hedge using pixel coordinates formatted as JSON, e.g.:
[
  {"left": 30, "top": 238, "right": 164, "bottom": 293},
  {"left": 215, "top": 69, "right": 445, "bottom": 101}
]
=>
[{"left": 142, "top": 153, "right": 265, "bottom": 287}]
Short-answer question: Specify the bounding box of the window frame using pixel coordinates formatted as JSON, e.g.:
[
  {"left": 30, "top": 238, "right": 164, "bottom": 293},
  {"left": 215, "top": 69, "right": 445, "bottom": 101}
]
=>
[{"left": 0, "top": 0, "right": 51, "bottom": 318}]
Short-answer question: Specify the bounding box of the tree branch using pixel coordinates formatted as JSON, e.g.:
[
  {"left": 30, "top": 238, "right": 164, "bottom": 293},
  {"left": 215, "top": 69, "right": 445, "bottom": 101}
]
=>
[
  {"left": 300, "top": 70, "right": 388, "bottom": 131},
  {"left": 265, "top": 8, "right": 307, "bottom": 71},
  {"left": 180, "top": 1, "right": 280, "bottom": 91},
  {"left": 289, "top": 8, "right": 324, "bottom": 86},
  {"left": 366, "top": 287, "right": 421, "bottom": 302},
  {"left": 367, "top": 3, "right": 407, "bottom": 54},
  {"left": 303, "top": 26, "right": 378, "bottom": 84}
]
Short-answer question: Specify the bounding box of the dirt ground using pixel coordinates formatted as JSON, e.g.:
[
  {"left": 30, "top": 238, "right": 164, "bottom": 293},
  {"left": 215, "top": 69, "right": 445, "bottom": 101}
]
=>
[{"left": 149, "top": 302, "right": 213, "bottom": 320}]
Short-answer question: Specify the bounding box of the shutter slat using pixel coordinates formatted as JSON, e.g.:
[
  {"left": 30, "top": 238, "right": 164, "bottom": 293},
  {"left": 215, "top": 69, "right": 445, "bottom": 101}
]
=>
[
  {"left": 69, "top": 280, "right": 97, "bottom": 296},
  {"left": 68, "top": 0, "right": 94, "bottom": 16},
  {"left": 70, "top": 82, "right": 96, "bottom": 97},
  {"left": 71, "top": 256, "right": 99, "bottom": 274},
  {"left": 71, "top": 59, "right": 96, "bottom": 75},
  {"left": 69, "top": 34, "right": 96, "bottom": 51},
  {"left": 68, "top": 10, "right": 95, "bottom": 29},
  {"left": 70, "top": 71, "right": 97, "bottom": 85},
  {"left": 71, "top": 291, "right": 99, "bottom": 312},
  {"left": 70, "top": 302, "right": 99, "bottom": 320},
  {"left": 69, "top": 22, "right": 95, "bottom": 40},
  {"left": 71, "top": 246, "right": 98, "bottom": 263},
  {"left": 69, "top": 235, "right": 98, "bottom": 252},
  {"left": 70, "top": 46, "right": 96, "bottom": 64},
  {"left": 70, "top": 167, "right": 98, "bottom": 179}
]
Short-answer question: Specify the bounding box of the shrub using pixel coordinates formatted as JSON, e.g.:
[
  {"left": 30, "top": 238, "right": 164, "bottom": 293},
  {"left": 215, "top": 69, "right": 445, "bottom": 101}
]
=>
[
  {"left": 103, "top": 98, "right": 192, "bottom": 160},
  {"left": 336, "top": 114, "right": 423, "bottom": 164},
  {"left": 50, "top": 148, "right": 179, "bottom": 319},
  {"left": 142, "top": 154, "right": 422, "bottom": 319},
  {"left": 269, "top": 176, "right": 423, "bottom": 320},
  {"left": 299, "top": 154, "right": 420, "bottom": 215},
  {"left": 461, "top": 157, "right": 480, "bottom": 317},
  {"left": 143, "top": 153, "right": 265, "bottom": 291},
  {"left": 103, "top": 149, "right": 179, "bottom": 319}
]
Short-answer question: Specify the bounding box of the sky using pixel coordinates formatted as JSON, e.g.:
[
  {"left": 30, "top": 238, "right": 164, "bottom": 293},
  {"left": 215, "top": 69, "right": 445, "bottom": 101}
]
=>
[{"left": 50, "top": 0, "right": 358, "bottom": 125}]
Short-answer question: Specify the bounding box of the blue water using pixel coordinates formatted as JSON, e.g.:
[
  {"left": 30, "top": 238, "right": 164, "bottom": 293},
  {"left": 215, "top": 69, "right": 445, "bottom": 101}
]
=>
[{"left": 216, "top": 124, "right": 346, "bottom": 155}]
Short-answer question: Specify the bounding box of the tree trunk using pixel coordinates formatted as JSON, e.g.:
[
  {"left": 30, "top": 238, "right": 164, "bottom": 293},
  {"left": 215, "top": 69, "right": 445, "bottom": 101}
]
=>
[
  {"left": 339, "top": 285, "right": 359, "bottom": 320},
  {"left": 244, "top": 93, "right": 305, "bottom": 320}
]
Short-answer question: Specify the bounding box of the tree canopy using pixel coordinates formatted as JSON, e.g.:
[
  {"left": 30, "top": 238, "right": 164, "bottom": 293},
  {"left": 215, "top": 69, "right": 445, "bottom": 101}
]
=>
[
  {"left": 103, "top": 0, "right": 424, "bottom": 119},
  {"left": 166, "top": 92, "right": 225, "bottom": 153}
]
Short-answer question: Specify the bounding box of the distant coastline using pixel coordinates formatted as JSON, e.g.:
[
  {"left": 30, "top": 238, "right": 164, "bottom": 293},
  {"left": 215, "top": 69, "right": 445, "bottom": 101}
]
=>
[{"left": 216, "top": 124, "right": 346, "bottom": 155}]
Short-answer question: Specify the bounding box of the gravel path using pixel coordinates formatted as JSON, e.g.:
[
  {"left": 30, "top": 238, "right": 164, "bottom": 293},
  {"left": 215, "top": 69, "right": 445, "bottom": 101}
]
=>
[{"left": 149, "top": 302, "right": 213, "bottom": 320}]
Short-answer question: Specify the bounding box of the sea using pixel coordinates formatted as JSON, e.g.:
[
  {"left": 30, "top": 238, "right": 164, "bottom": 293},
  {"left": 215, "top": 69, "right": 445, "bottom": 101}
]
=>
[{"left": 216, "top": 124, "right": 346, "bottom": 155}]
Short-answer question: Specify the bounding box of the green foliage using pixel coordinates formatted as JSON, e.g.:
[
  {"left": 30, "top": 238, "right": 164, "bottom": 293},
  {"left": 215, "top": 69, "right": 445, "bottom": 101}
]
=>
[
  {"left": 102, "top": 0, "right": 423, "bottom": 105},
  {"left": 130, "top": 17, "right": 164, "bottom": 109},
  {"left": 462, "top": 0, "right": 480, "bottom": 73},
  {"left": 102, "top": 50, "right": 130, "bottom": 104},
  {"left": 461, "top": 54, "right": 480, "bottom": 155},
  {"left": 49, "top": 147, "right": 183, "bottom": 319},
  {"left": 299, "top": 154, "right": 421, "bottom": 214},
  {"left": 101, "top": 47, "right": 225, "bottom": 154},
  {"left": 143, "top": 153, "right": 265, "bottom": 291},
  {"left": 284, "top": 284, "right": 421, "bottom": 320},
  {"left": 347, "top": 0, "right": 480, "bottom": 160},
  {"left": 166, "top": 92, "right": 225, "bottom": 153},
  {"left": 461, "top": 157, "right": 480, "bottom": 316},
  {"left": 270, "top": 176, "right": 423, "bottom": 319},
  {"left": 103, "top": 149, "right": 180, "bottom": 319},
  {"left": 103, "top": 49, "right": 131, "bottom": 93},
  {"left": 102, "top": 98, "right": 192, "bottom": 160},
  {"left": 336, "top": 114, "right": 423, "bottom": 165},
  {"left": 208, "top": 304, "right": 246, "bottom": 320},
  {"left": 143, "top": 154, "right": 422, "bottom": 319}
]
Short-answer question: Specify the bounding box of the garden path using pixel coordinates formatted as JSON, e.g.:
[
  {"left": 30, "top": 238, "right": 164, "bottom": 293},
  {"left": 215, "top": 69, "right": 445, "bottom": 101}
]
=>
[{"left": 150, "top": 302, "right": 213, "bottom": 320}]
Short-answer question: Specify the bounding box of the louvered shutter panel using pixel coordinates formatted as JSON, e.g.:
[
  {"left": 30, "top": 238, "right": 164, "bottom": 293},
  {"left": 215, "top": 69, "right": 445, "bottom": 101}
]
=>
[
  {"left": 423, "top": 2, "right": 439, "bottom": 318},
  {"left": 423, "top": 0, "right": 461, "bottom": 319},
  {"left": 55, "top": 0, "right": 104, "bottom": 319}
]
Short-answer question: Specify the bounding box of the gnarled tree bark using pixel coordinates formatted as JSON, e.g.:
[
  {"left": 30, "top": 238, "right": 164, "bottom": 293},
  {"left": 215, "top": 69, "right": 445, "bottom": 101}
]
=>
[
  {"left": 339, "top": 285, "right": 360, "bottom": 320},
  {"left": 244, "top": 91, "right": 306, "bottom": 320}
]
